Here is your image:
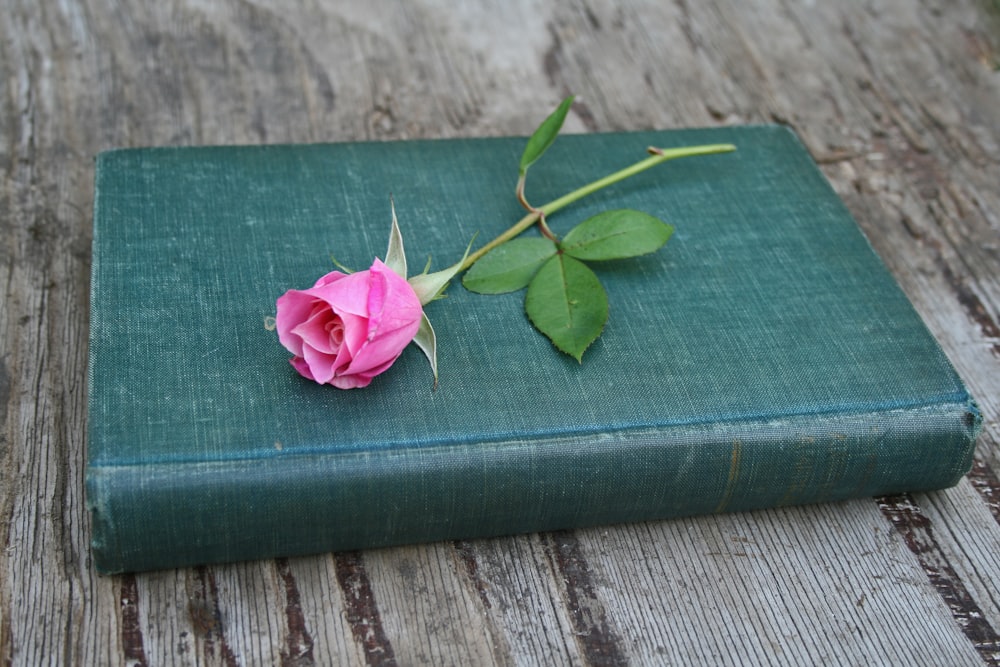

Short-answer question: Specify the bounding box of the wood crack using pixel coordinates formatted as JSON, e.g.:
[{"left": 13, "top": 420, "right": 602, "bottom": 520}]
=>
[
  {"left": 542, "top": 530, "right": 628, "bottom": 666},
  {"left": 276, "top": 558, "right": 315, "bottom": 667},
  {"left": 188, "top": 566, "right": 239, "bottom": 667},
  {"left": 334, "top": 552, "right": 397, "bottom": 666},
  {"left": 119, "top": 574, "right": 148, "bottom": 667}
]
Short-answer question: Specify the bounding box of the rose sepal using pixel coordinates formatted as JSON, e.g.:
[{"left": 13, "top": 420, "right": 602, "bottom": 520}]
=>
[
  {"left": 410, "top": 313, "right": 439, "bottom": 389},
  {"left": 378, "top": 207, "right": 471, "bottom": 386},
  {"left": 384, "top": 199, "right": 408, "bottom": 279},
  {"left": 407, "top": 238, "right": 473, "bottom": 307}
]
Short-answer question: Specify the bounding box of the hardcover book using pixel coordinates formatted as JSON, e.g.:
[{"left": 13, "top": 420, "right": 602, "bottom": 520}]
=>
[{"left": 87, "top": 125, "right": 981, "bottom": 574}]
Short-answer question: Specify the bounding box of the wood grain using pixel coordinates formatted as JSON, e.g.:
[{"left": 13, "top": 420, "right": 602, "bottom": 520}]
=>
[{"left": 2, "top": 0, "right": 999, "bottom": 664}]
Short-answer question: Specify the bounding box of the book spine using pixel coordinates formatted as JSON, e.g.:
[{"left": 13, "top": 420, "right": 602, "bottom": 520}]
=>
[{"left": 86, "top": 399, "right": 981, "bottom": 574}]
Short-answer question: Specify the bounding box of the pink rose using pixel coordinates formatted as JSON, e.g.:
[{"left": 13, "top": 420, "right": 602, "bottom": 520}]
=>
[{"left": 275, "top": 259, "right": 424, "bottom": 389}]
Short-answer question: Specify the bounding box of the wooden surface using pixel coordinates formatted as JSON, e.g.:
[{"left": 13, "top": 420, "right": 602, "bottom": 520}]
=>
[{"left": 2, "top": 1, "right": 999, "bottom": 664}]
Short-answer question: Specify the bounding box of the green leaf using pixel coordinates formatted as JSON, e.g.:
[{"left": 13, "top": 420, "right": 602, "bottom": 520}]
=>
[
  {"left": 525, "top": 254, "right": 608, "bottom": 362},
  {"left": 519, "top": 96, "right": 574, "bottom": 175},
  {"left": 560, "top": 209, "right": 674, "bottom": 261},
  {"left": 462, "top": 237, "right": 558, "bottom": 294},
  {"left": 384, "top": 199, "right": 407, "bottom": 278},
  {"left": 411, "top": 313, "right": 439, "bottom": 389}
]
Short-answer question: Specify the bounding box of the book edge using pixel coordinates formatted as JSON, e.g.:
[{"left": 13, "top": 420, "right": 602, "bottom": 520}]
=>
[
  {"left": 86, "top": 397, "right": 981, "bottom": 574},
  {"left": 90, "top": 123, "right": 793, "bottom": 158}
]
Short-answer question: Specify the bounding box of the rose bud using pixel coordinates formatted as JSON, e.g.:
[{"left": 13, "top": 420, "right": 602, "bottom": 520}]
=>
[{"left": 275, "top": 259, "right": 423, "bottom": 389}]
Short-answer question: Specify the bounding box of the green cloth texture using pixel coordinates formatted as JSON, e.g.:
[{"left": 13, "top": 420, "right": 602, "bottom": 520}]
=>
[{"left": 87, "top": 126, "right": 981, "bottom": 573}]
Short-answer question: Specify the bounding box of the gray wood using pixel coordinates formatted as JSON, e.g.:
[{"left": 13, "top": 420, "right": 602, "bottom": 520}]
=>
[{"left": 2, "top": 0, "right": 999, "bottom": 664}]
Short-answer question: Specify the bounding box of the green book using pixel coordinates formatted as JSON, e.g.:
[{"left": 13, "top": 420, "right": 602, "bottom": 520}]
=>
[{"left": 87, "top": 126, "right": 981, "bottom": 574}]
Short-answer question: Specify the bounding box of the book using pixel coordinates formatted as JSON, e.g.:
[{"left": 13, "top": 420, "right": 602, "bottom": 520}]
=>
[{"left": 87, "top": 125, "right": 982, "bottom": 574}]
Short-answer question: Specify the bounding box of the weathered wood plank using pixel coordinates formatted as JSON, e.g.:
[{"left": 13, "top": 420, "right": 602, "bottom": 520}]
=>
[
  {"left": 286, "top": 556, "right": 369, "bottom": 665},
  {"left": 920, "top": 482, "right": 1000, "bottom": 639},
  {"left": 883, "top": 492, "right": 1000, "bottom": 662},
  {"left": 454, "top": 536, "right": 586, "bottom": 665},
  {"left": 586, "top": 502, "right": 987, "bottom": 665},
  {"left": 2, "top": 0, "right": 999, "bottom": 665},
  {"left": 363, "top": 543, "right": 501, "bottom": 665}
]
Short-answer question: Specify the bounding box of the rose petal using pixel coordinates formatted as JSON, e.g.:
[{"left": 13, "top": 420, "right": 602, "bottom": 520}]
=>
[
  {"left": 352, "top": 355, "right": 399, "bottom": 382},
  {"left": 336, "top": 262, "right": 421, "bottom": 376},
  {"left": 289, "top": 356, "right": 315, "bottom": 381},
  {"left": 291, "top": 304, "right": 342, "bottom": 355},
  {"left": 340, "top": 326, "right": 416, "bottom": 376},
  {"left": 336, "top": 311, "right": 369, "bottom": 359},
  {"left": 329, "top": 372, "right": 376, "bottom": 390},
  {"left": 275, "top": 290, "right": 320, "bottom": 357},
  {"left": 308, "top": 269, "right": 373, "bottom": 317},
  {"left": 366, "top": 259, "right": 423, "bottom": 338},
  {"left": 301, "top": 341, "right": 338, "bottom": 385},
  {"left": 312, "top": 270, "right": 347, "bottom": 288},
  {"left": 365, "top": 263, "right": 388, "bottom": 336}
]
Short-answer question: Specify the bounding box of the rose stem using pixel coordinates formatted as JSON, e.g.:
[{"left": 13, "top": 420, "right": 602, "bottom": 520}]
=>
[{"left": 458, "top": 142, "right": 736, "bottom": 271}]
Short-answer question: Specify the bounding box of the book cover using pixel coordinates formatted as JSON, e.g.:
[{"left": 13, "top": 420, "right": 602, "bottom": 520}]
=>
[{"left": 86, "top": 125, "right": 981, "bottom": 574}]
